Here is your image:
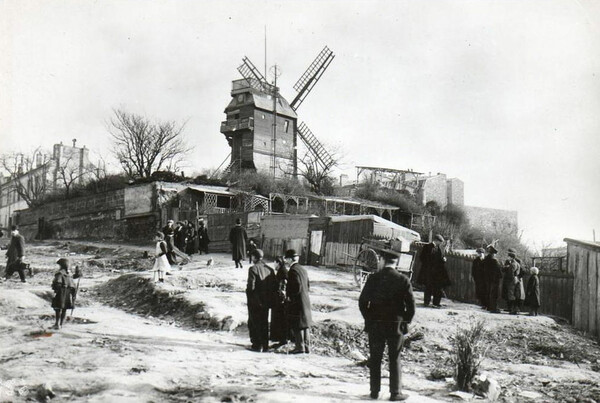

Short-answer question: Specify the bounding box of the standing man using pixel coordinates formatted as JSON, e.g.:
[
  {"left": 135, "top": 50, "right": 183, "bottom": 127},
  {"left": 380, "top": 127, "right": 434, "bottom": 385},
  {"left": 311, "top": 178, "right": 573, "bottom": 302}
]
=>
[
  {"left": 285, "top": 249, "right": 313, "bottom": 354},
  {"left": 417, "top": 234, "right": 451, "bottom": 308},
  {"left": 197, "top": 219, "right": 210, "bottom": 255},
  {"left": 229, "top": 218, "right": 248, "bottom": 268},
  {"left": 5, "top": 225, "right": 26, "bottom": 283},
  {"left": 471, "top": 248, "right": 487, "bottom": 309},
  {"left": 502, "top": 250, "right": 520, "bottom": 314},
  {"left": 484, "top": 245, "right": 503, "bottom": 313},
  {"left": 245, "top": 249, "right": 275, "bottom": 352},
  {"left": 162, "top": 219, "right": 177, "bottom": 264},
  {"left": 359, "top": 252, "right": 415, "bottom": 401}
]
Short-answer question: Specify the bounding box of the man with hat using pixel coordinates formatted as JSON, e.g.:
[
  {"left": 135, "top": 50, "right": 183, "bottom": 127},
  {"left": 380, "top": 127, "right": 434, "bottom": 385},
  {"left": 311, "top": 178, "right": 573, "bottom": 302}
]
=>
[
  {"left": 502, "top": 249, "right": 520, "bottom": 314},
  {"left": 359, "top": 252, "right": 415, "bottom": 401},
  {"left": 51, "top": 258, "right": 82, "bottom": 329},
  {"left": 245, "top": 248, "right": 276, "bottom": 352},
  {"left": 162, "top": 219, "right": 177, "bottom": 264},
  {"left": 197, "top": 218, "right": 210, "bottom": 255},
  {"left": 483, "top": 245, "right": 503, "bottom": 313},
  {"left": 285, "top": 249, "right": 313, "bottom": 354},
  {"left": 229, "top": 218, "right": 248, "bottom": 268},
  {"left": 471, "top": 248, "right": 487, "bottom": 309},
  {"left": 416, "top": 234, "right": 451, "bottom": 308},
  {"left": 5, "top": 225, "right": 26, "bottom": 283}
]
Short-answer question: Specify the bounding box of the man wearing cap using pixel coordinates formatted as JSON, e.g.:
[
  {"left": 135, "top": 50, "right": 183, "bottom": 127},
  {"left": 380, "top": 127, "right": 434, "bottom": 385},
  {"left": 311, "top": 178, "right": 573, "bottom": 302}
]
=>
[
  {"left": 246, "top": 249, "right": 276, "bottom": 352},
  {"left": 5, "top": 225, "right": 26, "bottom": 283},
  {"left": 285, "top": 249, "right": 313, "bottom": 354},
  {"left": 359, "top": 252, "right": 415, "bottom": 401},
  {"left": 472, "top": 248, "right": 487, "bottom": 309},
  {"left": 229, "top": 218, "right": 248, "bottom": 268},
  {"left": 417, "top": 234, "right": 451, "bottom": 308},
  {"left": 484, "top": 245, "right": 503, "bottom": 313},
  {"left": 51, "top": 258, "right": 82, "bottom": 329},
  {"left": 197, "top": 219, "right": 210, "bottom": 255}
]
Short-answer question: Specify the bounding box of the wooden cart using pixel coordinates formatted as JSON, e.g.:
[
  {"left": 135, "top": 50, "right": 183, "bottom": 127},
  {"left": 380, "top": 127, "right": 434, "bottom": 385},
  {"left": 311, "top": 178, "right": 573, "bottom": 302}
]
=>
[{"left": 352, "top": 237, "right": 416, "bottom": 288}]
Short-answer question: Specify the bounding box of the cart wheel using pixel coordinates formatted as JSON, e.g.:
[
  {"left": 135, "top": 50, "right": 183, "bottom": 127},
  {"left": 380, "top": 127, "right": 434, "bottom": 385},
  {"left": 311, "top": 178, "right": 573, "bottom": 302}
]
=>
[{"left": 353, "top": 248, "right": 379, "bottom": 288}]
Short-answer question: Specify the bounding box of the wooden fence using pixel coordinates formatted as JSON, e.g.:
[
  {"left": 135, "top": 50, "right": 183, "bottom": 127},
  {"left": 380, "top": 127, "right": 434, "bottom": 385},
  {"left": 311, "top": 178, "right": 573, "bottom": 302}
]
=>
[
  {"left": 566, "top": 238, "right": 600, "bottom": 338},
  {"left": 412, "top": 247, "right": 574, "bottom": 322}
]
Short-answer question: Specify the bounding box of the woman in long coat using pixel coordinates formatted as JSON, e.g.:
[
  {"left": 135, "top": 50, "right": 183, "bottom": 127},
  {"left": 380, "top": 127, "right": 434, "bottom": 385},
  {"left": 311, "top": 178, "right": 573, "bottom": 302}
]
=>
[
  {"left": 525, "top": 267, "right": 541, "bottom": 316},
  {"left": 51, "top": 258, "right": 81, "bottom": 329},
  {"left": 270, "top": 257, "right": 289, "bottom": 346}
]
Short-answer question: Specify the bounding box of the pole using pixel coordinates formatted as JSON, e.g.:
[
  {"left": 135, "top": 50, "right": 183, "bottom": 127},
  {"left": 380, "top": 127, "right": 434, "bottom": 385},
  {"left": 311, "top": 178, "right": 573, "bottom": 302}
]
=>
[
  {"left": 272, "top": 65, "right": 278, "bottom": 177},
  {"left": 264, "top": 25, "right": 267, "bottom": 80}
]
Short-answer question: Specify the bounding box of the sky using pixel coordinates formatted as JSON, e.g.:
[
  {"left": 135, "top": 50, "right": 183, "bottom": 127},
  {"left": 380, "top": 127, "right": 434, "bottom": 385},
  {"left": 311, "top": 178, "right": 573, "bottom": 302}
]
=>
[{"left": 1, "top": 0, "right": 599, "bottom": 248}]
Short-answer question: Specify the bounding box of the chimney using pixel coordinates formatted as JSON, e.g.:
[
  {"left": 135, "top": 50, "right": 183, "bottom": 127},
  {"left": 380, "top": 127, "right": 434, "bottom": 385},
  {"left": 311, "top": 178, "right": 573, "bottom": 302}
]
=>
[{"left": 72, "top": 139, "right": 77, "bottom": 147}]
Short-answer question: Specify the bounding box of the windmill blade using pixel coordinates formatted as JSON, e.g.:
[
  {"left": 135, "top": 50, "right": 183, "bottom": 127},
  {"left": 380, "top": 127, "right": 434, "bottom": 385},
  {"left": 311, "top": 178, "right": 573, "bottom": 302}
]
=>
[
  {"left": 237, "top": 56, "right": 266, "bottom": 83},
  {"left": 297, "top": 122, "right": 335, "bottom": 171},
  {"left": 290, "top": 46, "right": 335, "bottom": 111}
]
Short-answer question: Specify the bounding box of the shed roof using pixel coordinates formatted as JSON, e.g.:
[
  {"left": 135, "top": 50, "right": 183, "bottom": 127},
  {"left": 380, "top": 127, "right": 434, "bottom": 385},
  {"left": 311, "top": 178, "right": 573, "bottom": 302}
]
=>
[
  {"left": 564, "top": 238, "right": 600, "bottom": 251},
  {"left": 185, "top": 184, "right": 235, "bottom": 196},
  {"left": 330, "top": 214, "right": 421, "bottom": 243}
]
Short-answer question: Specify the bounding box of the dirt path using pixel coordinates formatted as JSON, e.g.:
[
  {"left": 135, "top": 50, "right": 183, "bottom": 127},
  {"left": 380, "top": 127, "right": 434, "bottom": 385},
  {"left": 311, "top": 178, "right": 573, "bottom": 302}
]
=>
[{"left": 1, "top": 241, "right": 599, "bottom": 402}]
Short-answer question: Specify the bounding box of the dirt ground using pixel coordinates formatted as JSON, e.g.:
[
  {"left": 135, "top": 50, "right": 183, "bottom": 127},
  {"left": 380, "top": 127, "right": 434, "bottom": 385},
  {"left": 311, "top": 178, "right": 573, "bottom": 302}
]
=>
[{"left": 1, "top": 240, "right": 599, "bottom": 402}]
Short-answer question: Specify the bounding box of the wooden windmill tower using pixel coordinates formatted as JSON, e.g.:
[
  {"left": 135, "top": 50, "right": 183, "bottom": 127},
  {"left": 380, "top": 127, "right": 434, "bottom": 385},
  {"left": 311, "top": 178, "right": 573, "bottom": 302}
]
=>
[{"left": 219, "top": 46, "right": 336, "bottom": 178}]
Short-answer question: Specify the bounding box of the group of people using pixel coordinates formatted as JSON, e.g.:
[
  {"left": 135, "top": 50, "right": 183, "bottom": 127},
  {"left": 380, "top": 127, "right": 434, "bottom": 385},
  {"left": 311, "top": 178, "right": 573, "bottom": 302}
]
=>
[
  {"left": 245, "top": 248, "right": 313, "bottom": 354},
  {"left": 163, "top": 218, "right": 210, "bottom": 258},
  {"left": 471, "top": 245, "right": 541, "bottom": 316}
]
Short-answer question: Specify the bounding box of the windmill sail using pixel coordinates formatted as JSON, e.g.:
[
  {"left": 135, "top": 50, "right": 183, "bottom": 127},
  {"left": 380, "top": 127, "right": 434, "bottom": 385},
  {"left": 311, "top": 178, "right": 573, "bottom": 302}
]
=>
[
  {"left": 297, "top": 122, "right": 335, "bottom": 170},
  {"left": 290, "top": 46, "right": 335, "bottom": 111},
  {"left": 237, "top": 56, "right": 274, "bottom": 93}
]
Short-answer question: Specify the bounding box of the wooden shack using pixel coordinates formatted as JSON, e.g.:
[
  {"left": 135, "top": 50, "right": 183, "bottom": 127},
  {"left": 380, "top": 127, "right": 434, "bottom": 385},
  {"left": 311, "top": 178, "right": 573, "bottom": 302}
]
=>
[{"left": 260, "top": 214, "right": 420, "bottom": 267}]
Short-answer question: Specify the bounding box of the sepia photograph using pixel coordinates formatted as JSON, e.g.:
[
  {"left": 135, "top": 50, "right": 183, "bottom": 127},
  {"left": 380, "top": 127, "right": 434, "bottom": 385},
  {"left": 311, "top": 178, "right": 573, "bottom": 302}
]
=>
[{"left": 1, "top": 1, "right": 599, "bottom": 401}]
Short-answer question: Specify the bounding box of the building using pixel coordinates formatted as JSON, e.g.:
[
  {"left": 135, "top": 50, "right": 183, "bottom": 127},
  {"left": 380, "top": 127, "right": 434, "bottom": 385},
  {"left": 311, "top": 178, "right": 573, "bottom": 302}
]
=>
[
  {"left": 0, "top": 140, "right": 95, "bottom": 228},
  {"left": 462, "top": 205, "right": 518, "bottom": 236},
  {"left": 220, "top": 78, "right": 298, "bottom": 178}
]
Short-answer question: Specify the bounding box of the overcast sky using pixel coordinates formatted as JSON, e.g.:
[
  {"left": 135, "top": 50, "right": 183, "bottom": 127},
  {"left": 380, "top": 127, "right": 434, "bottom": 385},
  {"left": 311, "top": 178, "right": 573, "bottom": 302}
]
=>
[{"left": 1, "top": 0, "right": 599, "bottom": 247}]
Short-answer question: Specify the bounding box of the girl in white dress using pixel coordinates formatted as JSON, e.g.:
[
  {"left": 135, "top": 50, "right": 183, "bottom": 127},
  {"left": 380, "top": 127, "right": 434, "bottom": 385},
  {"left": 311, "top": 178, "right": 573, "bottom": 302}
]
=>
[{"left": 152, "top": 232, "right": 170, "bottom": 283}]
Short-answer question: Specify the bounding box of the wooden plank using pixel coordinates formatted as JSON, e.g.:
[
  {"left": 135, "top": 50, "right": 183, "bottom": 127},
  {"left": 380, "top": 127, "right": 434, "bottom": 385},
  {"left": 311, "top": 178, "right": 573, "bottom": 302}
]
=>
[{"left": 589, "top": 249, "right": 597, "bottom": 336}]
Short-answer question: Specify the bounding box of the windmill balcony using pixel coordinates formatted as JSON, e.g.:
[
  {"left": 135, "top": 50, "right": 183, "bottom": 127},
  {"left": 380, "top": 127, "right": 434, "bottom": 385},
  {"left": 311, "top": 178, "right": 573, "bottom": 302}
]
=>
[{"left": 220, "top": 117, "right": 254, "bottom": 133}]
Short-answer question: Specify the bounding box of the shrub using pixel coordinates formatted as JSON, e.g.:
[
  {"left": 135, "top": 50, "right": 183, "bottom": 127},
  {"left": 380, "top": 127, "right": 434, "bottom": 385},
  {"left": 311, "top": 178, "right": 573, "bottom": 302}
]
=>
[{"left": 450, "top": 318, "right": 488, "bottom": 392}]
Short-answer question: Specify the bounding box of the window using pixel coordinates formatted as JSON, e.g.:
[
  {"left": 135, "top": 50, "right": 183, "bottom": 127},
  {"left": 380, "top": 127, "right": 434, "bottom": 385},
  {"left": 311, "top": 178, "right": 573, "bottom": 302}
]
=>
[{"left": 284, "top": 120, "right": 290, "bottom": 133}]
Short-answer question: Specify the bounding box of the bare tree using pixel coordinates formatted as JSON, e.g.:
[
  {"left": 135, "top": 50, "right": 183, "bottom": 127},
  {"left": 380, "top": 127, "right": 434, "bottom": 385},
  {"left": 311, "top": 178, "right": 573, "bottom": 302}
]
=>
[
  {"left": 109, "top": 109, "right": 191, "bottom": 179},
  {"left": 0, "top": 151, "right": 50, "bottom": 207},
  {"left": 296, "top": 150, "right": 339, "bottom": 195},
  {"left": 55, "top": 154, "right": 95, "bottom": 197}
]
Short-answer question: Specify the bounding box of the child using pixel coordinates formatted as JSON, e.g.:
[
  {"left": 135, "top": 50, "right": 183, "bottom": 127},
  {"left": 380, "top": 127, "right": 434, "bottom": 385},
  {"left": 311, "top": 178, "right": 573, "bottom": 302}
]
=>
[
  {"left": 525, "top": 267, "right": 541, "bottom": 316},
  {"left": 152, "top": 232, "right": 170, "bottom": 283},
  {"left": 51, "top": 258, "right": 82, "bottom": 329}
]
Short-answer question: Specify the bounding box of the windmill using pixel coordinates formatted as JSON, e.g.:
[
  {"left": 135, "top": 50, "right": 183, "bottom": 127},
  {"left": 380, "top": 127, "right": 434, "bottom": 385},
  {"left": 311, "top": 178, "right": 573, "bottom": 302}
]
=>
[{"left": 218, "top": 46, "right": 336, "bottom": 178}]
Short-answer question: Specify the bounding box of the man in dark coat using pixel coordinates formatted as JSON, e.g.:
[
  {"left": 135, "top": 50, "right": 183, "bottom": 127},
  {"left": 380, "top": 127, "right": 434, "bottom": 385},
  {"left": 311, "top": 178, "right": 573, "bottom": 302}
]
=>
[
  {"left": 229, "top": 218, "right": 248, "bottom": 268},
  {"left": 417, "top": 234, "right": 451, "bottom": 307},
  {"left": 502, "top": 250, "right": 520, "bottom": 314},
  {"left": 51, "top": 258, "right": 82, "bottom": 329},
  {"left": 197, "top": 219, "right": 210, "bottom": 255},
  {"left": 270, "top": 256, "right": 289, "bottom": 346},
  {"left": 484, "top": 245, "right": 503, "bottom": 313},
  {"left": 5, "top": 225, "right": 26, "bottom": 282},
  {"left": 162, "top": 220, "right": 177, "bottom": 264},
  {"left": 471, "top": 248, "right": 487, "bottom": 308},
  {"left": 246, "top": 249, "right": 276, "bottom": 352},
  {"left": 359, "top": 252, "right": 415, "bottom": 401},
  {"left": 285, "top": 249, "right": 313, "bottom": 354}
]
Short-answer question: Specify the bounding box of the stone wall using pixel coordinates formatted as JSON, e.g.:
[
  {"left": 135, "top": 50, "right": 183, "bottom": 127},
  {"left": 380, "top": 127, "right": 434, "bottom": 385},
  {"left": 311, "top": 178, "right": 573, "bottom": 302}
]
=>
[
  {"left": 447, "top": 178, "right": 464, "bottom": 206},
  {"left": 463, "top": 205, "right": 518, "bottom": 235}
]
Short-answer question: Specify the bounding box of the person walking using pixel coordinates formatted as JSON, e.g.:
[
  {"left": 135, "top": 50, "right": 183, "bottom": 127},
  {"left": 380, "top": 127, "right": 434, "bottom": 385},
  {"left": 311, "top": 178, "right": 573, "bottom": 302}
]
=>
[
  {"left": 359, "top": 252, "right": 415, "bottom": 401},
  {"left": 229, "top": 218, "right": 248, "bottom": 268},
  {"left": 245, "top": 249, "right": 276, "bottom": 352},
  {"left": 51, "top": 258, "right": 82, "bottom": 329},
  {"left": 152, "top": 232, "right": 170, "bottom": 283},
  {"left": 270, "top": 256, "right": 289, "bottom": 347},
  {"left": 197, "top": 219, "right": 210, "bottom": 255},
  {"left": 285, "top": 249, "right": 313, "bottom": 354},
  {"left": 5, "top": 225, "right": 26, "bottom": 283},
  {"left": 525, "top": 267, "right": 541, "bottom": 316},
  {"left": 417, "top": 234, "right": 451, "bottom": 308},
  {"left": 484, "top": 245, "right": 503, "bottom": 313},
  {"left": 471, "top": 248, "right": 487, "bottom": 308}
]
